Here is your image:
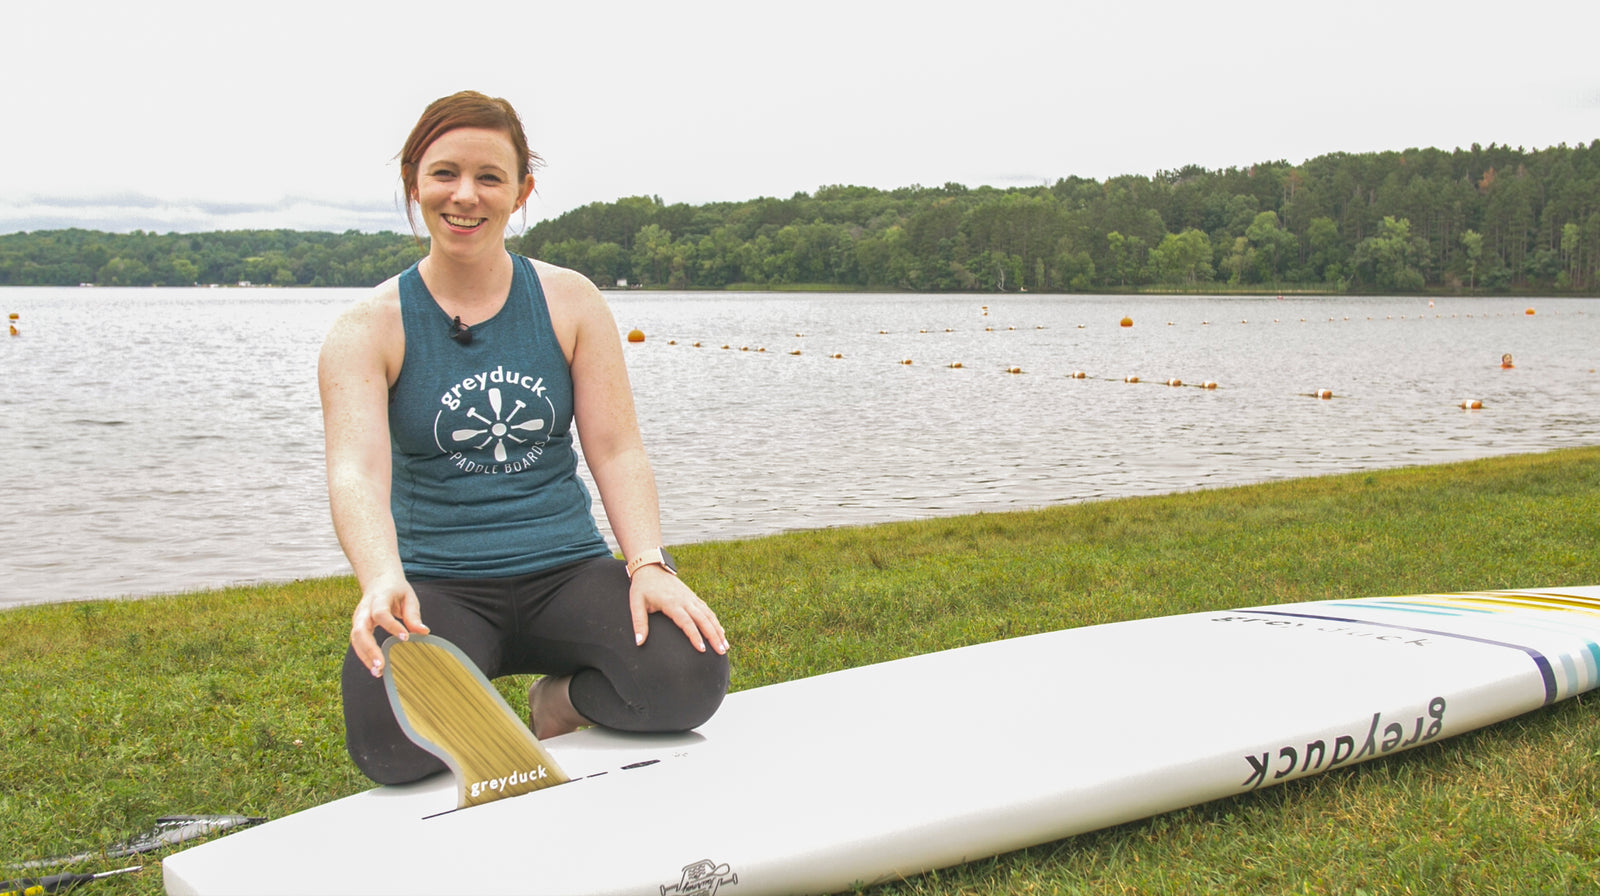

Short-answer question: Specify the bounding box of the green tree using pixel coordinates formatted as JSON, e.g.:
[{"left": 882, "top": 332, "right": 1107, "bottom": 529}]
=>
[
  {"left": 630, "top": 224, "right": 674, "bottom": 286},
  {"left": 98, "top": 256, "right": 151, "bottom": 286},
  {"left": 1105, "top": 231, "right": 1146, "bottom": 287},
  {"left": 1244, "top": 211, "right": 1295, "bottom": 283},
  {"left": 1353, "top": 216, "right": 1428, "bottom": 291},
  {"left": 1559, "top": 222, "right": 1581, "bottom": 290},
  {"left": 1150, "top": 229, "right": 1213, "bottom": 286},
  {"left": 1460, "top": 229, "right": 1483, "bottom": 292}
]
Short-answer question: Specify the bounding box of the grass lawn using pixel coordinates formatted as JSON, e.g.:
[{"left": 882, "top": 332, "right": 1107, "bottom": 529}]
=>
[{"left": 3, "top": 447, "right": 1598, "bottom": 894}]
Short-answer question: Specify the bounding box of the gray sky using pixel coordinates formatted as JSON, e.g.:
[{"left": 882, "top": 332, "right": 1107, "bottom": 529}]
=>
[{"left": 4, "top": 0, "right": 1597, "bottom": 236}]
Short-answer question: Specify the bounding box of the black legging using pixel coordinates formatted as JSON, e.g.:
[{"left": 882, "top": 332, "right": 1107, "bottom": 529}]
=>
[{"left": 341, "top": 555, "right": 729, "bottom": 785}]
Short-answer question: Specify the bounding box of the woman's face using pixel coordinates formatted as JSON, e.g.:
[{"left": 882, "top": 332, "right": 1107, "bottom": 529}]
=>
[{"left": 412, "top": 127, "right": 534, "bottom": 260}]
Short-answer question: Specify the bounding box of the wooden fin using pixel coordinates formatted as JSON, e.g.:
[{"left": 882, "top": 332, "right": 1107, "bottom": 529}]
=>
[{"left": 382, "top": 634, "right": 570, "bottom": 809}]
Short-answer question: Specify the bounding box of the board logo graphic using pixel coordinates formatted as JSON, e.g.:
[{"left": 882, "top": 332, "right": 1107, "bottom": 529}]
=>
[
  {"left": 661, "top": 858, "right": 739, "bottom": 895},
  {"left": 433, "top": 368, "right": 556, "bottom": 475},
  {"left": 467, "top": 764, "right": 551, "bottom": 799},
  {"left": 1241, "top": 696, "right": 1446, "bottom": 790}
]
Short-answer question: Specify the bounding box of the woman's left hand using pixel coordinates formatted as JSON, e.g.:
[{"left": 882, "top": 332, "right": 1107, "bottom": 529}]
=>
[{"left": 630, "top": 566, "right": 728, "bottom": 654}]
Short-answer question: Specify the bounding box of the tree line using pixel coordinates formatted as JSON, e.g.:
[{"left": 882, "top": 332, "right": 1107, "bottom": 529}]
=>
[
  {"left": 513, "top": 142, "right": 1598, "bottom": 294},
  {"left": 0, "top": 229, "right": 424, "bottom": 288},
  {"left": 2, "top": 141, "right": 1596, "bottom": 294}
]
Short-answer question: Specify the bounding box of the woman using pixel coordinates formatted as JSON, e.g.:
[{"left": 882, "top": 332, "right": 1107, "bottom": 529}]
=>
[{"left": 320, "top": 90, "right": 728, "bottom": 785}]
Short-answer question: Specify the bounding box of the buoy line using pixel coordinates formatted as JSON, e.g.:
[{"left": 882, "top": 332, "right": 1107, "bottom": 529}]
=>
[
  {"left": 638, "top": 318, "right": 1538, "bottom": 409},
  {"left": 637, "top": 342, "right": 1502, "bottom": 409}
]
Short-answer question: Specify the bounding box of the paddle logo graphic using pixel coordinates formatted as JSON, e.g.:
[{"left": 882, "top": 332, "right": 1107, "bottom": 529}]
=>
[
  {"left": 661, "top": 858, "right": 738, "bottom": 895},
  {"left": 435, "top": 367, "right": 556, "bottom": 474}
]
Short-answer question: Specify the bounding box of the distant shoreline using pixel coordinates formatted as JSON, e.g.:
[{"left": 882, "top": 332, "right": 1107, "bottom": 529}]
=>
[{"left": 10, "top": 281, "right": 1596, "bottom": 299}]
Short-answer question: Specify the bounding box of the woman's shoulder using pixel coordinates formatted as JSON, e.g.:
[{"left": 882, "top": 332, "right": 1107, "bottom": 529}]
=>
[
  {"left": 520, "top": 256, "right": 615, "bottom": 356},
  {"left": 324, "top": 275, "right": 404, "bottom": 350},
  {"left": 524, "top": 256, "right": 610, "bottom": 319},
  {"left": 525, "top": 256, "right": 599, "bottom": 299}
]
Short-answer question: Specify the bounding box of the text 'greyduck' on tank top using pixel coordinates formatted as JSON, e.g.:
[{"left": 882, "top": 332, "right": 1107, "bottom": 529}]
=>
[{"left": 388, "top": 253, "right": 609, "bottom": 579}]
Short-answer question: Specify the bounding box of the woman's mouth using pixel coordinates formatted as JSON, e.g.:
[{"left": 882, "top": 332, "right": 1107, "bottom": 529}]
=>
[{"left": 443, "top": 214, "right": 486, "bottom": 231}]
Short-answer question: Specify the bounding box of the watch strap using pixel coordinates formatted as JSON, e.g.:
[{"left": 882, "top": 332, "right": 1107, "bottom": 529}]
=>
[{"left": 626, "top": 547, "right": 676, "bottom": 578}]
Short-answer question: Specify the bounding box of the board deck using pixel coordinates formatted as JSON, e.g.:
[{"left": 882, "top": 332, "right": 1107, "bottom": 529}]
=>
[{"left": 164, "top": 586, "right": 1600, "bottom": 896}]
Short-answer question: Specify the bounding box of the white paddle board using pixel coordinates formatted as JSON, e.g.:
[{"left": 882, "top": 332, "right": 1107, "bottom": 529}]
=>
[{"left": 164, "top": 585, "right": 1600, "bottom": 895}]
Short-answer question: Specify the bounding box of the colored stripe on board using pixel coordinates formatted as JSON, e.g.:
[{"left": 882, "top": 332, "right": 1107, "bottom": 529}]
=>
[
  {"left": 1367, "top": 592, "right": 1600, "bottom": 695},
  {"left": 1248, "top": 609, "right": 1561, "bottom": 704}
]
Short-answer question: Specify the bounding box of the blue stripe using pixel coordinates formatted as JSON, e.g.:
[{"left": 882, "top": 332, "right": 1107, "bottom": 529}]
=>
[{"left": 1247, "top": 609, "right": 1560, "bottom": 703}]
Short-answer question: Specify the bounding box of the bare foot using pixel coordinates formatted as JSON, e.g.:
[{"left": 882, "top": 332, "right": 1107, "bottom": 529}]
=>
[{"left": 527, "top": 675, "right": 590, "bottom": 740}]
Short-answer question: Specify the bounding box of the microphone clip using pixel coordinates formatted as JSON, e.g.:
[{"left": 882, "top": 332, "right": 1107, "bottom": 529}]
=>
[{"left": 449, "top": 315, "right": 473, "bottom": 345}]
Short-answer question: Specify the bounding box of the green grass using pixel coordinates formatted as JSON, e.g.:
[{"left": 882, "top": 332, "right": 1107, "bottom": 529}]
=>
[{"left": 3, "top": 447, "right": 1599, "bottom": 894}]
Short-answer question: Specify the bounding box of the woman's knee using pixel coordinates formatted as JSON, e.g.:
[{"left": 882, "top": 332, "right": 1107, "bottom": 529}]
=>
[
  {"left": 674, "top": 649, "right": 730, "bottom": 730},
  {"left": 636, "top": 629, "right": 731, "bottom": 730}
]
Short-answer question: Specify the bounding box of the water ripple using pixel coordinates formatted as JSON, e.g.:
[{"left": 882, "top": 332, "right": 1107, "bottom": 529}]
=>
[{"left": 1, "top": 289, "right": 1596, "bottom": 607}]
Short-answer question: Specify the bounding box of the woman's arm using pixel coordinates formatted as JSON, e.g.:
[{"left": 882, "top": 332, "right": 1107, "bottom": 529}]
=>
[
  {"left": 544, "top": 263, "right": 728, "bottom": 655},
  {"left": 318, "top": 285, "right": 428, "bottom": 676}
]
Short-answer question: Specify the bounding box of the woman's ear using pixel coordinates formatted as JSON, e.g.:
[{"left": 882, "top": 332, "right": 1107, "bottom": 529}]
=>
[{"left": 516, "top": 174, "right": 536, "bottom": 210}]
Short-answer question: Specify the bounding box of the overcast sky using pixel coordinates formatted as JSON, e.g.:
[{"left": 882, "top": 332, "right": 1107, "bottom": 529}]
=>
[{"left": 4, "top": 0, "right": 1597, "bottom": 237}]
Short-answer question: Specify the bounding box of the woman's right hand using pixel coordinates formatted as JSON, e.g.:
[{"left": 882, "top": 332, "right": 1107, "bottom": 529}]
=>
[{"left": 350, "top": 573, "right": 430, "bottom": 677}]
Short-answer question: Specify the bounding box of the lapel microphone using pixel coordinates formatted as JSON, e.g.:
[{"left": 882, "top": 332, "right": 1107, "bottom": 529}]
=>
[{"left": 449, "top": 315, "right": 473, "bottom": 345}]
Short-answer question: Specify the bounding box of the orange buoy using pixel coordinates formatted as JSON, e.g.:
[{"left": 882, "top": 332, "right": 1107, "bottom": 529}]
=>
[
  {"left": 1120, "top": 316, "right": 1133, "bottom": 328},
  {"left": 1459, "top": 399, "right": 1484, "bottom": 410},
  {"left": 6, "top": 312, "right": 17, "bottom": 320},
  {"left": 7, "top": 324, "right": 17, "bottom": 337},
  {"left": 1006, "top": 366, "right": 1023, "bottom": 374},
  {"left": 626, "top": 328, "right": 645, "bottom": 343},
  {"left": 1500, "top": 353, "right": 1514, "bottom": 369},
  {"left": 831, "top": 353, "right": 844, "bottom": 359},
  {"left": 788, "top": 349, "right": 802, "bottom": 356},
  {"left": 1202, "top": 381, "right": 1218, "bottom": 390},
  {"left": 1315, "top": 389, "right": 1334, "bottom": 399},
  {"left": 1124, "top": 375, "right": 1140, "bottom": 384},
  {"left": 1069, "top": 371, "right": 1088, "bottom": 379},
  {"left": 1525, "top": 308, "right": 1536, "bottom": 316},
  {"left": 948, "top": 362, "right": 963, "bottom": 369},
  {"left": 900, "top": 359, "right": 914, "bottom": 365},
  {"left": 1166, "top": 378, "right": 1183, "bottom": 387},
  {"left": 667, "top": 339, "right": 678, "bottom": 345}
]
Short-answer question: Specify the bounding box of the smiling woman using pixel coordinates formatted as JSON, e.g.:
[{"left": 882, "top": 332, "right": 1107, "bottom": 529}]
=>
[
  {"left": 398, "top": 91, "right": 541, "bottom": 244},
  {"left": 317, "top": 90, "right": 729, "bottom": 788}
]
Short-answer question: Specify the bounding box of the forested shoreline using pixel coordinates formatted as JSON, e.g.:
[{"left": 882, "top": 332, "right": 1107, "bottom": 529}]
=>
[{"left": 3, "top": 141, "right": 1596, "bottom": 294}]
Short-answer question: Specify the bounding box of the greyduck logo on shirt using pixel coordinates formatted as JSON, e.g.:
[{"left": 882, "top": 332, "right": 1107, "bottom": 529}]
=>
[{"left": 433, "top": 367, "right": 556, "bottom": 474}]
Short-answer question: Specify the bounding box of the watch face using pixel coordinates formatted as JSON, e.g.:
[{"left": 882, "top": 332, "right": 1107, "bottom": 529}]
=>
[{"left": 659, "top": 548, "right": 677, "bottom": 573}]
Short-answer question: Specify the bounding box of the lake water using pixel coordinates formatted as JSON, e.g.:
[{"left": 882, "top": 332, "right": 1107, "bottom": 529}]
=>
[{"left": 1, "top": 288, "right": 1596, "bottom": 608}]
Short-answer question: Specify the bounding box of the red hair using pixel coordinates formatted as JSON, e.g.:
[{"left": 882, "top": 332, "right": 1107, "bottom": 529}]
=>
[{"left": 398, "top": 90, "right": 542, "bottom": 236}]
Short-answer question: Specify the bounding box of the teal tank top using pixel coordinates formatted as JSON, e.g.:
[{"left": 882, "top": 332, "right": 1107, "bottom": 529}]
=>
[{"left": 388, "top": 254, "right": 610, "bottom": 579}]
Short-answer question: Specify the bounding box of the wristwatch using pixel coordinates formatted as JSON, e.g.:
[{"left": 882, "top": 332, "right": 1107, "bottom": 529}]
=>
[{"left": 626, "top": 546, "right": 678, "bottom": 578}]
